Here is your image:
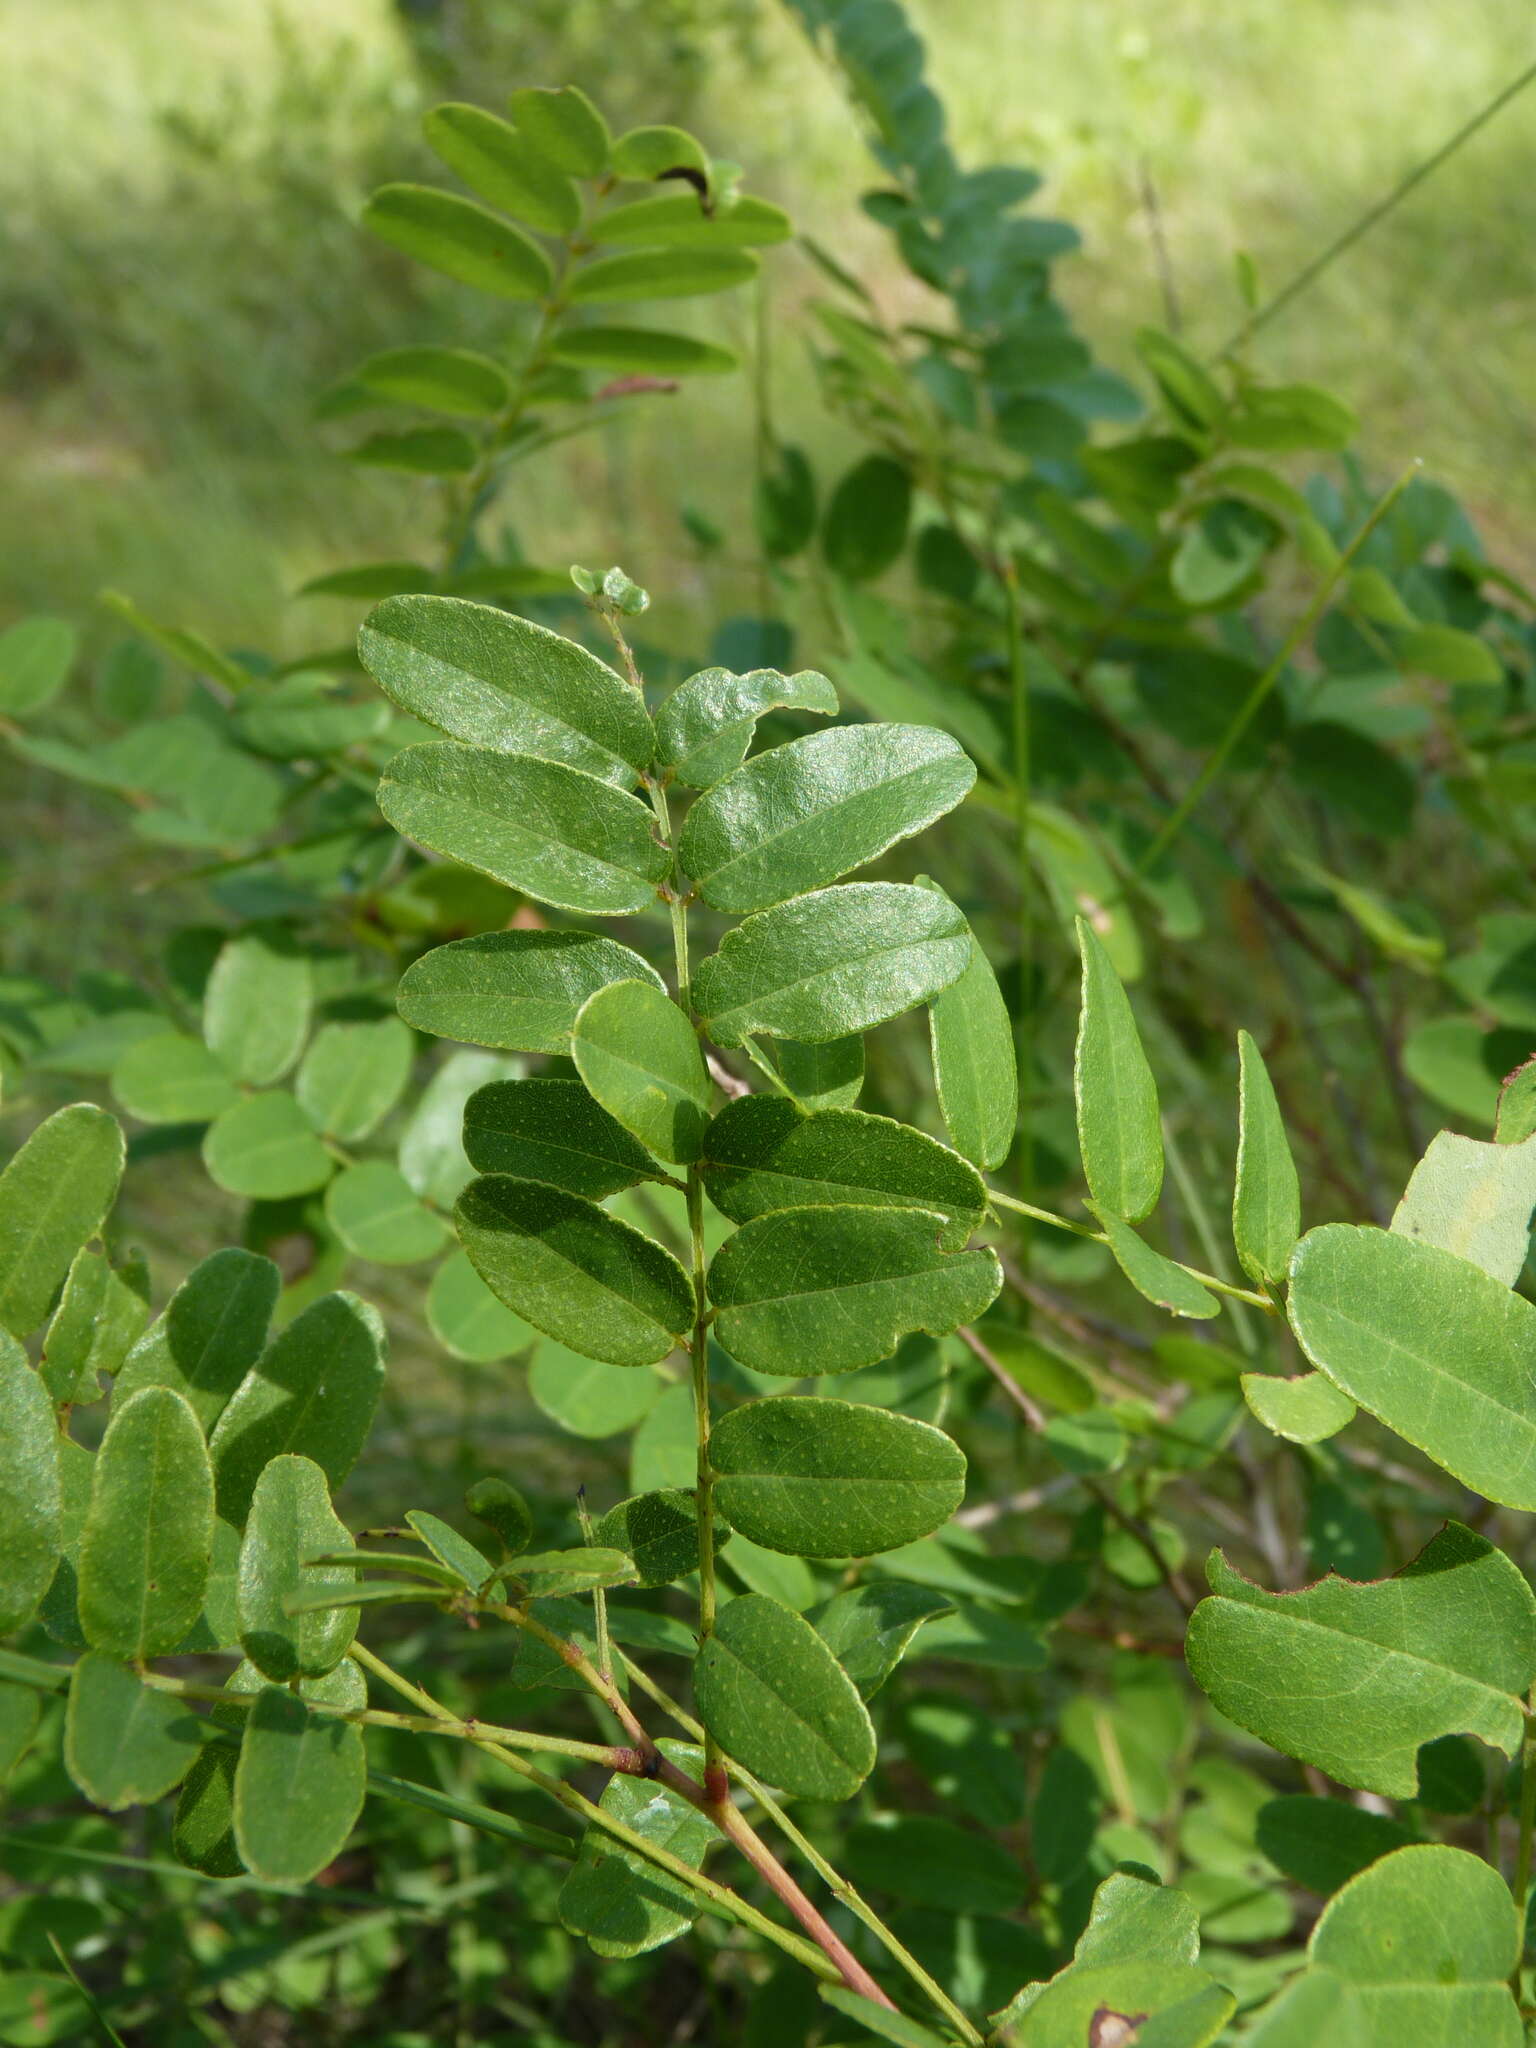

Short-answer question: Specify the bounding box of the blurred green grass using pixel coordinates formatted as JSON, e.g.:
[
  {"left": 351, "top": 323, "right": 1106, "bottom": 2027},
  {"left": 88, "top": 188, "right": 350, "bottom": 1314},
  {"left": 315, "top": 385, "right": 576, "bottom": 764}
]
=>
[{"left": 2, "top": 0, "right": 1533, "bottom": 652}]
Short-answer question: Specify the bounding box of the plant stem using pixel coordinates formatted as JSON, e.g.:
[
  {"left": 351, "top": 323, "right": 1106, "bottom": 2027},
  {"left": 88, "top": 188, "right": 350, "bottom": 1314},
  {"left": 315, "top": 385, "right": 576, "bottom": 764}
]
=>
[
  {"left": 1512, "top": 1689, "right": 1536, "bottom": 1987},
  {"left": 486, "top": 1605, "right": 655, "bottom": 1760},
  {"left": 1002, "top": 558, "right": 1033, "bottom": 1227},
  {"left": 986, "top": 1183, "right": 1277, "bottom": 1312}
]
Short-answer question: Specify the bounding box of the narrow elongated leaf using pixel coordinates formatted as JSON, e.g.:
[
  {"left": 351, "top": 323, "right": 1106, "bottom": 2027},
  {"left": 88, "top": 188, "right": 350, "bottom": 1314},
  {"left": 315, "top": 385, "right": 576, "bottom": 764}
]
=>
[
  {"left": 693, "top": 1592, "right": 876, "bottom": 1799},
  {"left": 549, "top": 326, "right": 737, "bottom": 377},
  {"left": 112, "top": 1033, "right": 240, "bottom": 1123},
  {"left": 1075, "top": 918, "right": 1162, "bottom": 1221},
  {"left": 78, "top": 1386, "right": 214, "bottom": 1660},
  {"left": 398, "top": 929, "right": 663, "bottom": 1053},
  {"left": 41, "top": 1245, "right": 150, "bottom": 1404},
  {"left": 515, "top": 1547, "right": 637, "bottom": 1594},
  {"left": 358, "top": 595, "right": 652, "bottom": 783},
  {"left": 1245, "top": 1846, "right": 1522, "bottom": 2047},
  {"left": 1186, "top": 1523, "right": 1536, "bottom": 1798},
  {"left": 694, "top": 882, "right": 971, "bottom": 1047},
  {"left": 463, "top": 1077, "right": 658, "bottom": 1197},
  {"left": 702, "top": 1097, "right": 983, "bottom": 1249},
  {"left": 209, "top": 1293, "right": 387, "bottom": 1524},
  {"left": 203, "top": 930, "right": 312, "bottom": 1088},
  {"left": 1090, "top": 1206, "right": 1220, "bottom": 1320},
  {"left": 350, "top": 425, "right": 477, "bottom": 474},
  {"left": 457, "top": 1176, "right": 691, "bottom": 1366},
  {"left": 678, "top": 725, "right": 975, "bottom": 913},
  {"left": 778, "top": 1034, "right": 864, "bottom": 1111},
  {"left": 507, "top": 84, "right": 610, "bottom": 176},
  {"left": 64, "top": 1654, "right": 203, "bottom": 1809},
  {"left": 708, "top": 1204, "right": 1001, "bottom": 1376},
  {"left": 378, "top": 744, "right": 669, "bottom": 914},
  {"left": 362, "top": 183, "right": 553, "bottom": 299},
  {"left": 819, "top": 1990, "right": 948, "bottom": 2048},
  {"left": 809, "top": 1582, "right": 953, "bottom": 1698},
  {"left": 917, "top": 879, "right": 1016, "bottom": 1171},
  {"left": 654, "top": 665, "right": 838, "bottom": 787},
  {"left": 1234, "top": 1030, "right": 1300, "bottom": 1285},
  {"left": 423, "top": 103, "right": 579, "bottom": 234},
  {"left": 234, "top": 1683, "right": 367, "bottom": 1884},
  {"left": 1288, "top": 1223, "right": 1536, "bottom": 1506},
  {"left": 202, "top": 1092, "right": 333, "bottom": 1201},
  {"left": 1390, "top": 1129, "right": 1536, "bottom": 1285},
  {"left": 0, "top": 1103, "right": 124, "bottom": 1338},
  {"left": 570, "top": 247, "right": 758, "bottom": 301},
  {"left": 325, "top": 1162, "right": 447, "bottom": 1264},
  {"left": 115, "top": 1247, "right": 280, "bottom": 1433},
  {"left": 0, "top": 1333, "right": 61, "bottom": 1634},
  {"left": 352, "top": 343, "right": 511, "bottom": 415},
  {"left": 295, "top": 1017, "right": 413, "bottom": 1142},
  {"left": 712, "top": 1397, "right": 965, "bottom": 1557},
  {"left": 572, "top": 981, "right": 712, "bottom": 1164},
  {"left": 238, "top": 1456, "right": 358, "bottom": 1682},
  {"left": 559, "top": 1739, "right": 714, "bottom": 1957},
  {"left": 593, "top": 192, "right": 791, "bottom": 248},
  {"left": 1241, "top": 1371, "right": 1356, "bottom": 1444},
  {"left": 406, "top": 1508, "right": 498, "bottom": 1591}
]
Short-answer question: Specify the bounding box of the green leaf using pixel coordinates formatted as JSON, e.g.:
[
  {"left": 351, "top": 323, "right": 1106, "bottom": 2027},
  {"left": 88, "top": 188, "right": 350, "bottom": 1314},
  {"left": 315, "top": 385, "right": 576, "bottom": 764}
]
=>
[
  {"left": 111, "top": 1032, "right": 240, "bottom": 1124},
  {"left": 822, "top": 455, "right": 912, "bottom": 583},
  {"left": 351, "top": 343, "right": 512, "bottom": 416},
  {"left": 777, "top": 1034, "right": 864, "bottom": 1111},
  {"left": 530, "top": 1341, "right": 661, "bottom": 1437},
  {"left": 1394, "top": 622, "right": 1503, "bottom": 686},
  {"left": 202, "top": 1093, "right": 333, "bottom": 1202},
  {"left": 916, "top": 879, "right": 1016, "bottom": 1172},
  {"left": 427, "top": 1248, "right": 531, "bottom": 1362},
  {"left": 1075, "top": 917, "right": 1162, "bottom": 1222},
  {"left": 1255, "top": 1796, "right": 1417, "bottom": 1898},
  {"left": 0, "top": 1103, "right": 124, "bottom": 1338},
  {"left": 1033, "top": 800, "right": 1143, "bottom": 979},
  {"left": 234, "top": 1682, "right": 366, "bottom": 1884},
  {"left": 844, "top": 1814, "right": 1023, "bottom": 1915},
  {"left": 349, "top": 425, "right": 477, "bottom": 475},
  {"left": 357, "top": 594, "right": 652, "bottom": 784},
  {"left": 1244, "top": 1845, "right": 1521, "bottom": 2047},
  {"left": 465, "top": 1478, "right": 533, "bottom": 1558},
  {"left": 608, "top": 122, "right": 707, "bottom": 180},
  {"left": 548, "top": 326, "right": 737, "bottom": 377},
  {"left": 1288, "top": 1222, "right": 1536, "bottom": 1505},
  {"left": 1497, "top": 1058, "right": 1536, "bottom": 1144},
  {"left": 173, "top": 1743, "right": 243, "bottom": 1877},
  {"left": 423, "top": 102, "right": 579, "bottom": 234},
  {"left": 570, "top": 247, "right": 758, "bottom": 302},
  {"left": 0, "top": 615, "right": 77, "bottom": 716},
  {"left": 819, "top": 1991, "right": 948, "bottom": 2048},
  {"left": 40, "top": 1246, "right": 150, "bottom": 1406},
  {"left": 457, "top": 1176, "right": 691, "bottom": 1367},
  {"left": 0, "top": 1333, "right": 62, "bottom": 1634},
  {"left": 710, "top": 1205, "right": 999, "bottom": 1376},
  {"left": 202, "top": 930, "right": 313, "bottom": 1088},
  {"left": 809, "top": 1582, "right": 952, "bottom": 1698},
  {"left": 378, "top": 744, "right": 669, "bottom": 914},
  {"left": 361, "top": 183, "right": 554, "bottom": 299},
  {"left": 514, "top": 1547, "right": 637, "bottom": 1594},
  {"left": 505, "top": 82, "right": 608, "bottom": 173},
  {"left": 595, "top": 1491, "right": 707, "bottom": 1587},
  {"left": 297, "top": 559, "right": 434, "bottom": 600},
  {"left": 1241, "top": 1371, "right": 1356, "bottom": 1444},
  {"left": 679, "top": 724, "right": 974, "bottom": 914},
  {"left": 711, "top": 1396, "right": 964, "bottom": 1558},
  {"left": 559, "top": 1739, "right": 713, "bottom": 1957},
  {"left": 1090, "top": 1206, "right": 1220, "bottom": 1320},
  {"left": 592, "top": 192, "right": 791, "bottom": 248},
  {"left": 1186, "top": 1523, "right": 1536, "bottom": 1798},
  {"left": 325, "top": 1162, "right": 448, "bottom": 1265},
  {"left": 78, "top": 1386, "right": 213, "bottom": 1660},
  {"left": 572, "top": 981, "right": 712, "bottom": 1165},
  {"left": 398, "top": 930, "right": 664, "bottom": 1054},
  {"left": 694, "top": 882, "right": 972, "bottom": 1047},
  {"left": 402, "top": 1509, "right": 498, "bottom": 1590},
  {"left": 295, "top": 1018, "right": 413, "bottom": 1142},
  {"left": 209, "top": 1292, "right": 387, "bottom": 1524},
  {"left": 462, "top": 1077, "right": 659, "bottom": 1198},
  {"left": 237, "top": 1455, "right": 357, "bottom": 1683},
  {"left": 1233, "top": 1030, "right": 1300, "bottom": 1286},
  {"left": 1389, "top": 1129, "right": 1536, "bottom": 1286},
  {"left": 693, "top": 1592, "right": 875, "bottom": 1800},
  {"left": 701, "top": 1097, "right": 985, "bottom": 1249},
  {"left": 64, "top": 1654, "right": 203, "bottom": 1809},
  {"left": 900, "top": 1689, "right": 1026, "bottom": 1826},
  {"left": 114, "top": 1248, "right": 279, "bottom": 1433},
  {"left": 653, "top": 665, "right": 838, "bottom": 788}
]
